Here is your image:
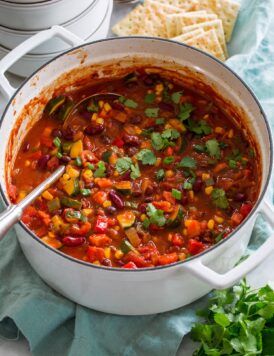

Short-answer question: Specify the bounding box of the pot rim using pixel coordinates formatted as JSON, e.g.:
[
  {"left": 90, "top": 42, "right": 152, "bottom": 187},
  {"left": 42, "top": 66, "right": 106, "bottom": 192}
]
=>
[{"left": 0, "top": 36, "right": 272, "bottom": 273}]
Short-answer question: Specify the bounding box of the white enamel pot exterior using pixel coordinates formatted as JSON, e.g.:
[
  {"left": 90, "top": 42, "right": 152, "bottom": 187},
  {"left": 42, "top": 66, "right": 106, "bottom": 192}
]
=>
[{"left": 0, "top": 29, "right": 274, "bottom": 315}]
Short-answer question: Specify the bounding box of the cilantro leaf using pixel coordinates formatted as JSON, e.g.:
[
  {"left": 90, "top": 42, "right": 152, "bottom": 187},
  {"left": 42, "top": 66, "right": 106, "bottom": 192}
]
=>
[
  {"left": 162, "top": 128, "right": 180, "bottom": 140},
  {"left": 229, "top": 159, "right": 237, "bottom": 169},
  {"left": 211, "top": 188, "right": 228, "bottom": 209},
  {"left": 136, "top": 149, "right": 156, "bottom": 165},
  {"left": 178, "top": 103, "right": 194, "bottom": 121},
  {"left": 163, "top": 156, "right": 174, "bottom": 165},
  {"left": 130, "top": 163, "right": 141, "bottom": 180},
  {"left": 155, "top": 169, "right": 165, "bottom": 181},
  {"left": 119, "top": 96, "right": 138, "bottom": 109},
  {"left": 94, "top": 161, "right": 106, "bottom": 178},
  {"left": 188, "top": 119, "right": 212, "bottom": 135},
  {"left": 144, "top": 92, "right": 156, "bottom": 104},
  {"left": 116, "top": 157, "right": 132, "bottom": 174},
  {"left": 155, "top": 118, "right": 166, "bottom": 125},
  {"left": 145, "top": 108, "right": 159, "bottom": 118},
  {"left": 171, "top": 91, "right": 183, "bottom": 104},
  {"left": 178, "top": 156, "right": 197, "bottom": 169},
  {"left": 151, "top": 132, "right": 164, "bottom": 151},
  {"left": 146, "top": 203, "right": 166, "bottom": 227},
  {"left": 172, "top": 189, "right": 182, "bottom": 200},
  {"left": 206, "top": 139, "right": 221, "bottom": 159}
]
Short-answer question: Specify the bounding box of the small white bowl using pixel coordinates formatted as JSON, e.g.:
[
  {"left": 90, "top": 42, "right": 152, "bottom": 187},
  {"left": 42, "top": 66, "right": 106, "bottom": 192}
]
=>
[
  {"left": 0, "top": 0, "right": 109, "bottom": 54},
  {"left": 0, "top": 0, "right": 95, "bottom": 30},
  {"left": 0, "top": 0, "right": 113, "bottom": 77}
]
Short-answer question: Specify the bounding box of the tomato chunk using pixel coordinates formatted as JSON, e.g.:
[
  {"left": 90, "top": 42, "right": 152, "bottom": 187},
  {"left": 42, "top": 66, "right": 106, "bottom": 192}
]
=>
[
  {"left": 89, "top": 234, "right": 112, "bottom": 247},
  {"left": 240, "top": 203, "right": 253, "bottom": 218},
  {"left": 158, "top": 252, "right": 179, "bottom": 265},
  {"left": 122, "top": 261, "right": 138, "bottom": 269},
  {"left": 188, "top": 239, "right": 205, "bottom": 255},
  {"left": 87, "top": 246, "right": 105, "bottom": 263}
]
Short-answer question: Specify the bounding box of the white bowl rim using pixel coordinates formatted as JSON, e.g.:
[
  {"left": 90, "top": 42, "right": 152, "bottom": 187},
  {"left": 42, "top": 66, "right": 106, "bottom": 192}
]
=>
[{"left": 0, "top": 36, "right": 272, "bottom": 273}]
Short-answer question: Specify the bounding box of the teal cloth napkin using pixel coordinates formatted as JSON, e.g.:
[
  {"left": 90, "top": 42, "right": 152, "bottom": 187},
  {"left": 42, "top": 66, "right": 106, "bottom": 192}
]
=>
[{"left": 1, "top": 0, "right": 274, "bottom": 354}]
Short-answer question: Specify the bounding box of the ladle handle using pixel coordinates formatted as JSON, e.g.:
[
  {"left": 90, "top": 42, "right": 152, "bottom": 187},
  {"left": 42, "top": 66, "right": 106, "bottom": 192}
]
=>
[{"left": 0, "top": 205, "right": 22, "bottom": 241}]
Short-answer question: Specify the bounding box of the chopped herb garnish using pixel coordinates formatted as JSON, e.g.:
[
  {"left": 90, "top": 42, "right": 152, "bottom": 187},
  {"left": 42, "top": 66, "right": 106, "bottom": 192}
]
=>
[
  {"left": 136, "top": 149, "right": 156, "bottom": 165},
  {"left": 193, "top": 144, "right": 206, "bottom": 153},
  {"left": 188, "top": 119, "right": 212, "bottom": 135},
  {"left": 162, "top": 128, "right": 180, "bottom": 140},
  {"left": 215, "top": 232, "right": 224, "bottom": 242},
  {"left": 56, "top": 152, "right": 63, "bottom": 159},
  {"left": 178, "top": 156, "right": 197, "bottom": 169},
  {"left": 87, "top": 163, "right": 95, "bottom": 171},
  {"left": 146, "top": 203, "right": 166, "bottom": 227},
  {"left": 163, "top": 156, "right": 175, "bottom": 165},
  {"left": 53, "top": 137, "right": 61, "bottom": 148},
  {"left": 151, "top": 132, "right": 164, "bottom": 151},
  {"left": 94, "top": 161, "right": 106, "bottom": 178},
  {"left": 141, "top": 128, "right": 153, "bottom": 137},
  {"left": 171, "top": 91, "right": 183, "bottom": 104},
  {"left": 119, "top": 96, "right": 138, "bottom": 109},
  {"left": 143, "top": 218, "right": 150, "bottom": 230},
  {"left": 80, "top": 188, "right": 91, "bottom": 197},
  {"left": 155, "top": 169, "right": 165, "bottom": 181},
  {"left": 151, "top": 128, "right": 180, "bottom": 151},
  {"left": 87, "top": 101, "right": 99, "bottom": 113},
  {"left": 144, "top": 92, "right": 156, "bottom": 104},
  {"left": 206, "top": 139, "right": 221, "bottom": 159},
  {"left": 178, "top": 103, "right": 194, "bottom": 121},
  {"left": 211, "top": 188, "right": 228, "bottom": 209},
  {"left": 130, "top": 163, "right": 141, "bottom": 180},
  {"left": 116, "top": 157, "right": 132, "bottom": 175},
  {"left": 229, "top": 159, "right": 237, "bottom": 169},
  {"left": 155, "top": 118, "right": 166, "bottom": 125},
  {"left": 183, "top": 180, "right": 193, "bottom": 190},
  {"left": 205, "top": 178, "right": 214, "bottom": 186},
  {"left": 101, "top": 150, "right": 112, "bottom": 163},
  {"left": 172, "top": 189, "right": 182, "bottom": 200},
  {"left": 145, "top": 108, "right": 159, "bottom": 118}
]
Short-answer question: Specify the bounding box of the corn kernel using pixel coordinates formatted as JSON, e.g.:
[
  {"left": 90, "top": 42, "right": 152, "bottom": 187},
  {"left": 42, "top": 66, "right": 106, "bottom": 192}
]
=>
[
  {"left": 93, "top": 260, "right": 101, "bottom": 265},
  {"left": 91, "top": 113, "right": 98, "bottom": 121},
  {"left": 114, "top": 171, "right": 119, "bottom": 177},
  {"left": 48, "top": 231, "right": 56, "bottom": 238},
  {"left": 179, "top": 252, "right": 186, "bottom": 261},
  {"left": 168, "top": 233, "right": 173, "bottom": 242},
  {"left": 41, "top": 236, "right": 62, "bottom": 249},
  {"left": 25, "top": 160, "right": 31, "bottom": 167},
  {"left": 184, "top": 220, "right": 191, "bottom": 227},
  {"left": 114, "top": 226, "right": 120, "bottom": 231},
  {"left": 17, "top": 191, "right": 27, "bottom": 202},
  {"left": 140, "top": 214, "right": 147, "bottom": 222},
  {"left": 103, "top": 200, "right": 112, "bottom": 208},
  {"left": 66, "top": 166, "right": 80, "bottom": 178},
  {"left": 215, "top": 127, "right": 225, "bottom": 134},
  {"left": 228, "top": 129, "right": 234, "bottom": 138},
  {"left": 82, "top": 169, "right": 93, "bottom": 180},
  {"left": 188, "top": 190, "right": 194, "bottom": 200},
  {"left": 155, "top": 83, "right": 164, "bottom": 93},
  {"left": 62, "top": 173, "right": 70, "bottom": 181},
  {"left": 202, "top": 173, "right": 210, "bottom": 181},
  {"left": 109, "top": 154, "right": 117, "bottom": 165},
  {"left": 183, "top": 228, "right": 188, "bottom": 236},
  {"left": 155, "top": 157, "right": 162, "bottom": 167},
  {"left": 42, "top": 190, "right": 54, "bottom": 201},
  {"left": 98, "top": 100, "right": 104, "bottom": 108},
  {"left": 165, "top": 170, "right": 174, "bottom": 178},
  {"left": 203, "top": 114, "right": 209, "bottom": 120},
  {"left": 214, "top": 215, "right": 224, "bottom": 224},
  {"left": 134, "top": 126, "right": 142, "bottom": 135},
  {"left": 104, "top": 247, "right": 111, "bottom": 259},
  {"left": 168, "top": 83, "right": 174, "bottom": 89},
  {"left": 207, "top": 219, "right": 215, "bottom": 230},
  {"left": 115, "top": 250, "right": 124, "bottom": 259},
  {"left": 96, "top": 117, "right": 104, "bottom": 124},
  {"left": 82, "top": 208, "right": 93, "bottom": 217},
  {"left": 104, "top": 102, "right": 112, "bottom": 112},
  {"left": 205, "top": 186, "right": 213, "bottom": 195}
]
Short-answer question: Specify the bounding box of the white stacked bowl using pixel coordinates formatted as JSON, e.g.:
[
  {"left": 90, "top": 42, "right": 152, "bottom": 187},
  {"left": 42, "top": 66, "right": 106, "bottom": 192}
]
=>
[{"left": 0, "top": 0, "right": 113, "bottom": 76}]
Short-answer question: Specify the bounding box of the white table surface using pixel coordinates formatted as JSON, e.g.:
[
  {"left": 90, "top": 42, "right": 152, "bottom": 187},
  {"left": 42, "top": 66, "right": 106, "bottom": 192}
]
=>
[{"left": 0, "top": 2, "right": 273, "bottom": 355}]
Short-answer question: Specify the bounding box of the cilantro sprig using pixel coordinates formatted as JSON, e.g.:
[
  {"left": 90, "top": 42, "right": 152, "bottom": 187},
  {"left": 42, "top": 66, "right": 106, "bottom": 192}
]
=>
[
  {"left": 136, "top": 149, "right": 156, "bottom": 165},
  {"left": 151, "top": 128, "right": 180, "bottom": 151},
  {"left": 143, "top": 203, "right": 166, "bottom": 229},
  {"left": 211, "top": 188, "right": 229, "bottom": 209},
  {"left": 115, "top": 157, "right": 141, "bottom": 179}
]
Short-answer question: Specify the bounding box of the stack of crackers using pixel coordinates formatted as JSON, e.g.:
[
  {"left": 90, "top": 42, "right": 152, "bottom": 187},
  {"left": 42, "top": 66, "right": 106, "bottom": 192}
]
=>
[{"left": 112, "top": 0, "right": 241, "bottom": 61}]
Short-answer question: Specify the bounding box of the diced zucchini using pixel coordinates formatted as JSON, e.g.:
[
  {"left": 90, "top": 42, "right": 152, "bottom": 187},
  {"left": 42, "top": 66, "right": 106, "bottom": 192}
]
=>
[
  {"left": 70, "top": 140, "right": 83, "bottom": 158},
  {"left": 62, "top": 141, "right": 72, "bottom": 153},
  {"left": 65, "top": 210, "right": 82, "bottom": 223},
  {"left": 117, "top": 211, "right": 136, "bottom": 229},
  {"left": 114, "top": 181, "right": 132, "bottom": 194},
  {"left": 125, "top": 227, "right": 141, "bottom": 247},
  {"left": 44, "top": 96, "right": 66, "bottom": 115},
  {"left": 167, "top": 205, "right": 184, "bottom": 228},
  {"left": 63, "top": 178, "right": 79, "bottom": 196},
  {"left": 47, "top": 197, "right": 61, "bottom": 213},
  {"left": 120, "top": 239, "right": 139, "bottom": 254},
  {"left": 61, "top": 197, "right": 82, "bottom": 210},
  {"left": 101, "top": 150, "right": 112, "bottom": 163},
  {"left": 58, "top": 100, "right": 74, "bottom": 121}
]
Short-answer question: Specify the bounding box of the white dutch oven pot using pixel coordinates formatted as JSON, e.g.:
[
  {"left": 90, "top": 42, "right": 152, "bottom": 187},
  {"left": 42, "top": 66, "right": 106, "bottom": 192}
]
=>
[{"left": 0, "top": 26, "right": 273, "bottom": 315}]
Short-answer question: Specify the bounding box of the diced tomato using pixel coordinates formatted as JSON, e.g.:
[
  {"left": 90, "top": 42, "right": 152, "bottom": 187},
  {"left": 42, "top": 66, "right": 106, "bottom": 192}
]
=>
[
  {"left": 231, "top": 212, "right": 244, "bottom": 227},
  {"left": 187, "top": 239, "right": 205, "bottom": 255},
  {"left": 164, "top": 146, "right": 174, "bottom": 156},
  {"left": 158, "top": 252, "right": 179, "bottom": 265},
  {"left": 186, "top": 220, "right": 201, "bottom": 238},
  {"left": 112, "top": 137, "right": 124, "bottom": 147},
  {"left": 29, "top": 150, "right": 42, "bottom": 160},
  {"left": 47, "top": 156, "right": 59, "bottom": 171},
  {"left": 94, "top": 215, "right": 108, "bottom": 233},
  {"left": 152, "top": 200, "right": 172, "bottom": 212},
  {"left": 87, "top": 246, "right": 105, "bottom": 263},
  {"left": 122, "top": 261, "right": 138, "bottom": 269},
  {"left": 81, "top": 150, "right": 98, "bottom": 164},
  {"left": 93, "top": 191, "right": 108, "bottom": 205},
  {"left": 240, "top": 203, "right": 253, "bottom": 218},
  {"left": 37, "top": 211, "right": 51, "bottom": 226},
  {"left": 22, "top": 206, "right": 38, "bottom": 224},
  {"left": 163, "top": 191, "right": 176, "bottom": 205},
  {"left": 70, "top": 222, "right": 91, "bottom": 236},
  {"left": 40, "top": 136, "right": 53, "bottom": 148},
  {"left": 89, "top": 234, "right": 111, "bottom": 247},
  {"left": 7, "top": 184, "right": 17, "bottom": 202},
  {"left": 126, "top": 252, "right": 150, "bottom": 267},
  {"left": 171, "top": 233, "right": 184, "bottom": 247}
]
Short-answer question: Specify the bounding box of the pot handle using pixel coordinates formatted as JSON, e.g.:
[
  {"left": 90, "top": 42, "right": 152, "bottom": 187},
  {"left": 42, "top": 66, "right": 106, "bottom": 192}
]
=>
[
  {"left": 183, "top": 200, "right": 274, "bottom": 289},
  {"left": 0, "top": 25, "right": 84, "bottom": 99}
]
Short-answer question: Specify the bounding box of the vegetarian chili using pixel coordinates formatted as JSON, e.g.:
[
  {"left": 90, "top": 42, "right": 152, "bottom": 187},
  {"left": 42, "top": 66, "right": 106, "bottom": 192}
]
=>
[{"left": 9, "top": 67, "right": 260, "bottom": 269}]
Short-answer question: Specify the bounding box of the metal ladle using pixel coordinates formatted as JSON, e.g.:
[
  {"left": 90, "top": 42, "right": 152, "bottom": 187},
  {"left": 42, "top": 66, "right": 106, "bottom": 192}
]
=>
[{"left": 0, "top": 165, "right": 65, "bottom": 240}]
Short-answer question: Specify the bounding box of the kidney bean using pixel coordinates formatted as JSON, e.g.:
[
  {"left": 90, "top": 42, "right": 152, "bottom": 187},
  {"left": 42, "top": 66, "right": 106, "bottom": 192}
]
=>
[
  {"left": 62, "top": 236, "right": 86, "bottom": 247},
  {"left": 132, "top": 181, "right": 142, "bottom": 197},
  {"left": 193, "top": 178, "right": 203, "bottom": 193},
  {"left": 123, "top": 134, "right": 140, "bottom": 146},
  {"left": 108, "top": 190, "right": 124, "bottom": 209},
  {"left": 84, "top": 122, "right": 105, "bottom": 135},
  {"left": 85, "top": 182, "right": 95, "bottom": 189},
  {"left": 144, "top": 196, "right": 153, "bottom": 203},
  {"left": 130, "top": 115, "right": 142, "bottom": 124},
  {"left": 62, "top": 126, "right": 77, "bottom": 141},
  {"left": 120, "top": 170, "right": 131, "bottom": 181},
  {"left": 112, "top": 101, "right": 125, "bottom": 111},
  {"left": 101, "top": 135, "right": 111, "bottom": 145},
  {"left": 235, "top": 192, "right": 246, "bottom": 202},
  {"left": 105, "top": 206, "right": 117, "bottom": 215},
  {"left": 22, "top": 142, "right": 30, "bottom": 152},
  {"left": 102, "top": 258, "right": 112, "bottom": 267},
  {"left": 83, "top": 136, "right": 93, "bottom": 150},
  {"left": 143, "top": 74, "right": 159, "bottom": 86},
  {"left": 127, "top": 147, "right": 138, "bottom": 157},
  {"left": 82, "top": 111, "right": 91, "bottom": 120},
  {"left": 52, "top": 129, "right": 63, "bottom": 138},
  {"left": 60, "top": 155, "right": 71, "bottom": 164},
  {"left": 158, "top": 102, "right": 174, "bottom": 112},
  {"left": 182, "top": 192, "right": 189, "bottom": 205},
  {"left": 47, "top": 156, "right": 59, "bottom": 171},
  {"left": 138, "top": 203, "right": 147, "bottom": 213},
  {"left": 37, "top": 155, "right": 50, "bottom": 170}
]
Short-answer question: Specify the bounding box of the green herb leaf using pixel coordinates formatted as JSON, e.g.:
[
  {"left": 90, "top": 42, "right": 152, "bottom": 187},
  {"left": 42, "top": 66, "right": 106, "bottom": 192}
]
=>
[
  {"left": 193, "top": 144, "right": 206, "bottom": 153},
  {"left": 211, "top": 188, "right": 228, "bottom": 209},
  {"left": 116, "top": 157, "right": 132, "bottom": 175},
  {"left": 53, "top": 137, "right": 61, "bottom": 148},
  {"left": 145, "top": 108, "right": 159, "bottom": 118},
  {"left": 162, "top": 128, "right": 180, "bottom": 140},
  {"left": 178, "top": 156, "right": 197, "bottom": 169},
  {"left": 229, "top": 159, "right": 237, "bottom": 169},
  {"left": 171, "top": 91, "right": 183, "bottom": 104},
  {"left": 206, "top": 139, "right": 221, "bottom": 159},
  {"left": 155, "top": 118, "right": 166, "bottom": 125},
  {"left": 178, "top": 103, "right": 194, "bottom": 121},
  {"left": 172, "top": 189, "right": 182, "bottom": 200},
  {"left": 137, "top": 149, "right": 156, "bottom": 165},
  {"left": 130, "top": 163, "right": 141, "bottom": 180},
  {"left": 155, "top": 169, "right": 165, "bottom": 181},
  {"left": 151, "top": 132, "right": 164, "bottom": 151},
  {"left": 119, "top": 96, "right": 138, "bottom": 109},
  {"left": 163, "top": 156, "right": 174, "bottom": 165},
  {"left": 188, "top": 119, "right": 212, "bottom": 135},
  {"left": 94, "top": 161, "right": 106, "bottom": 178},
  {"left": 146, "top": 203, "right": 166, "bottom": 227},
  {"left": 183, "top": 180, "right": 193, "bottom": 190},
  {"left": 144, "top": 92, "right": 156, "bottom": 104},
  {"left": 87, "top": 101, "right": 99, "bottom": 113}
]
